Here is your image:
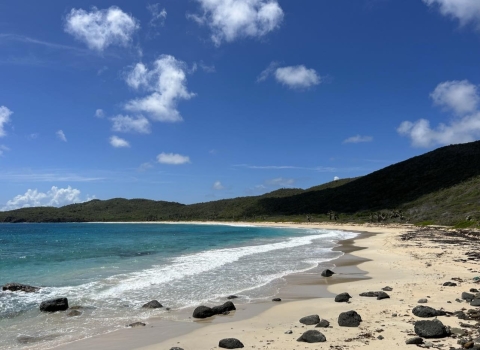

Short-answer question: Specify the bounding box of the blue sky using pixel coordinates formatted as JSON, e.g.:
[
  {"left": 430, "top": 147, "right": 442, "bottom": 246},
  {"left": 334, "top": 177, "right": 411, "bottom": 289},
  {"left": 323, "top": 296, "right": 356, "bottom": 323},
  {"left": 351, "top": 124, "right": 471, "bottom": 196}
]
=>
[{"left": 1, "top": 0, "right": 480, "bottom": 210}]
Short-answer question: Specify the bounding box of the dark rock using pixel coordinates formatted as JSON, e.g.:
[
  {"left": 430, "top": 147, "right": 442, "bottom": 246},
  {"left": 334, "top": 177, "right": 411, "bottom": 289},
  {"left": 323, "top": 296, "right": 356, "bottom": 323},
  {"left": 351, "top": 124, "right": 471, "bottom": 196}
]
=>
[
  {"left": 219, "top": 338, "right": 244, "bottom": 349},
  {"left": 471, "top": 299, "right": 480, "bottom": 306},
  {"left": 212, "top": 301, "right": 236, "bottom": 315},
  {"left": 299, "top": 314, "right": 320, "bottom": 325},
  {"left": 272, "top": 298, "right": 281, "bottom": 302},
  {"left": 464, "top": 341, "right": 474, "bottom": 349},
  {"left": 193, "top": 306, "right": 214, "bottom": 319},
  {"left": 315, "top": 319, "right": 330, "bottom": 328},
  {"left": 297, "top": 330, "right": 326, "bottom": 343},
  {"left": 67, "top": 310, "right": 82, "bottom": 317},
  {"left": 39, "top": 298, "right": 69, "bottom": 312},
  {"left": 335, "top": 292, "right": 352, "bottom": 302},
  {"left": 412, "top": 305, "right": 445, "bottom": 318},
  {"left": 443, "top": 282, "right": 457, "bottom": 287},
  {"left": 321, "top": 269, "right": 335, "bottom": 277},
  {"left": 382, "top": 286, "right": 393, "bottom": 291},
  {"left": 418, "top": 299, "right": 428, "bottom": 304},
  {"left": 376, "top": 291, "right": 390, "bottom": 300},
  {"left": 3, "top": 283, "right": 40, "bottom": 293},
  {"left": 462, "top": 292, "right": 475, "bottom": 301},
  {"left": 414, "top": 319, "right": 450, "bottom": 338},
  {"left": 471, "top": 289, "right": 479, "bottom": 293},
  {"left": 226, "top": 295, "right": 238, "bottom": 300},
  {"left": 406, "top": 337, "right": 424, "bottom": 345},
  {"left": 285, "top": 330, "right": 293, "bottom": 334},
  {"left": 170, "top": 348, "right": 184, "bottom": 350},
  {"left": 377, "top": 335, "right": 384, "bottom": 340},
  {"left": 142, "top": 300, "right": 163, "bottom": 309},
  {"left": 359, "top": 291, "right": 377, "bottom": 297},
  {"left": 338, "top": 310, "right": 362, "bottom": 327},
  {"left": 127, "top": 322, "right": 146, "bottom": 327}
]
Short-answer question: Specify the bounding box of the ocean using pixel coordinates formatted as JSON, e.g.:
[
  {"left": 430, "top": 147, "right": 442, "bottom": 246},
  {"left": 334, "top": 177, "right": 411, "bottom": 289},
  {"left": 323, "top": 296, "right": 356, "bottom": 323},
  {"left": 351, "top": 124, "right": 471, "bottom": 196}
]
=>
[{"left": 0, "top": 223, "right": 357, "bottom": 349}]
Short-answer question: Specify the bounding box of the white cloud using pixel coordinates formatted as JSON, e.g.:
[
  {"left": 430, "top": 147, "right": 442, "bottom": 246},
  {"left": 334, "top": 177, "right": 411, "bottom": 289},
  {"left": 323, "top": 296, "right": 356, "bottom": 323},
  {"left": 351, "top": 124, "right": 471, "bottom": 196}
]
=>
[
  {"left": 110, "top": 114, "right": 151, "bottom": 133},
  {"left": 274, "top": 65, "right": 321, "bottom": 89},
  {"left": 213, "top": 180, "right": 224, "bottom": 190},
  {"left": 1, "top": 186, "right": 94, "bottom": 211},
  {"left": 430, "top": 80, "right": 479, "bottom": 115},
  {"left": 56, "top": 130, "right": 67, "bottom": 142},
  {"left": 343, "top": 135, "right": 373, "bottom": 144},
  {"left": 265, "top": 177, "right": 295, "bottom": 187},
  {"left": 95, "top": 109, "right": 105, "bottom": 118},
  {"left": 398, "top": 80, "right": 480, "bottom": 147},
  {"left": 64, "top": 6, "right": 139, "bottom": 51},
  {"left": 189, "top": 0, "right": 284, "bottom": 46},
  {"left": 124, "top": 55, "right": 196, "bottom": 122},
  {"left": 157, "top": 152, "right": 191, "bottom": 165},
  {"left": 0, "top": 106, "right": 13, "bottom": 137},
  {"left": 334, "top": 176, "right": 340, "bottom": 181},
  {"left": 110, "top": 135, "right": 130, "bottom": 148},
  {"left": 147, "top": 4, "right": 167, "bottom": 27},
  {"left": 423, "top": 0, "right": 480, "bottom": 28}
]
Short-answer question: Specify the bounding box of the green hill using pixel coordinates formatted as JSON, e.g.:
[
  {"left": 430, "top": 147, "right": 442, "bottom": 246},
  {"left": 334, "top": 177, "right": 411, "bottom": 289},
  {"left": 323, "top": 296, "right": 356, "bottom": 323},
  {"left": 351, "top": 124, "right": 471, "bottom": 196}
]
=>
[{"left": 2, "top": 141, "right": 480, "bottom": 225}]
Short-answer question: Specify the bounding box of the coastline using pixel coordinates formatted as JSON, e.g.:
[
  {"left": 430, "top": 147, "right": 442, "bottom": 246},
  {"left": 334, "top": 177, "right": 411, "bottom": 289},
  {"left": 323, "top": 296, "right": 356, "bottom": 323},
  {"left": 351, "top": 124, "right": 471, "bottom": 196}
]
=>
[
  {"left": 53, "top": 222, "right": 407, "bottom": 350},
  {"left": 52, "top": 221, "right": 480, "bottom": 350}
]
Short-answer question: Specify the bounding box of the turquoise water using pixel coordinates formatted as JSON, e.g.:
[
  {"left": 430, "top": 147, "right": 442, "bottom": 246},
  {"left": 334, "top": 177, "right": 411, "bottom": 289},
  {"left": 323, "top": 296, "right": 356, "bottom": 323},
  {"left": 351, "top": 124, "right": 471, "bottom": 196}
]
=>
[{"left": 0, "top": 223, "right": 357, "bottom": 349}]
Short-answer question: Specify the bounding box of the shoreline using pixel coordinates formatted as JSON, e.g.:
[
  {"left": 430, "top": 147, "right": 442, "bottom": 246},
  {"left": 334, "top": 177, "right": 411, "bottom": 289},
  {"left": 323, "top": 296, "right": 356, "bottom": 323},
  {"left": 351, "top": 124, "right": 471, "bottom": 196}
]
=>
[
  {"left": 53, "top": 221, "right": 480, "bottom": 350},
  {"left": 53, "top": 222, "right": 402, "bottom": 350}
]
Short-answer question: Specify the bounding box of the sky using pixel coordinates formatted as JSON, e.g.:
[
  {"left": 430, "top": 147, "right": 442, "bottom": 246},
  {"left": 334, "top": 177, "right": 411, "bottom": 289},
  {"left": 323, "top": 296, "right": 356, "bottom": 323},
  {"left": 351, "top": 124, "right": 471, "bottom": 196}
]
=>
[{"left": 1, "top": 0, "right": 480, "bottom": 210}]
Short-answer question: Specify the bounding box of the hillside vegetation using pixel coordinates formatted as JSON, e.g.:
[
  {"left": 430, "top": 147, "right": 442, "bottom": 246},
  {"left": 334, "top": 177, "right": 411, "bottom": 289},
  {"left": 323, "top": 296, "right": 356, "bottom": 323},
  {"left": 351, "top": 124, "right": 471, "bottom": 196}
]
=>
[{"left": 1, "top": 141, "right": 480, "bottom": 226}]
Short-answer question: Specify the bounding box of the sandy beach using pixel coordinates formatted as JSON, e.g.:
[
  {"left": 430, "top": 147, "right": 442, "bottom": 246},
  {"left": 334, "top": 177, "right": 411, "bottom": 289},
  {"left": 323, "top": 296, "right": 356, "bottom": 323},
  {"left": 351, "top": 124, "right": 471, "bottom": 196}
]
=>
[{"left": 54, "top": 222, "right": 480, "bottom": 350}]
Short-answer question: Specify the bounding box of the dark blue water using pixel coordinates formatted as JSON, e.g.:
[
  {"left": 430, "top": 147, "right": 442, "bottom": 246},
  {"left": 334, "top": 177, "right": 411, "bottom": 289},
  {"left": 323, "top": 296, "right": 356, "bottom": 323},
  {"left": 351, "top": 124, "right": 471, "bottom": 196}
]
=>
[{"left": 0, "top": 223, "right": 356, "bottom": 349}]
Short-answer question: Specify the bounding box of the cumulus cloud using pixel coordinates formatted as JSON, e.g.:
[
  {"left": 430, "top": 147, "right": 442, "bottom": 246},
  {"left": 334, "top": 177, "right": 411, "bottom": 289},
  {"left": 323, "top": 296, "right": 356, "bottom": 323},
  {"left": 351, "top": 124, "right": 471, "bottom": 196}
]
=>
[
  {"left": 430, "top": 80, "right": 479, "bottom": 115},
  {"left": 124, "top": 55, "right": 195, "bottom": 122},
  {"left": 189, "top": 0, "right": 284, "bottom": 46},
  {"left": 423, "top": 0, "right": 480, "bottom": 28},
  {"left": 95, "top": 109, "right": 105, "bottom": 118},
  {"left": 334, "top": 176, "right": 340, "bottom": 181},
  {"left": 2, "top": 186, "right": 94, "bottom": 211},
  {"left": 157, "top": 152, "right": 190, "bottom": 165},
  {"left": 343, "top": 135, "right": 373, "bottom": 144},
  {"left": 275, "top": 65, "right": 321, "bottom": 89},
  {"left": 110, "top": 114, "right": 151, "bottom": 133},
  {"left": 64, "top": 6, "right": 139, "bottom": 51},
  {"left": 258, "top": 63, "right": 321, "bottom": 89},
  {"left": 109, "top": 135, "right": 130, "bottom": 148},
  {"left": 0, "top": 106, "right": 13, "bottom": 137},
  {"left": 213, "top": 181, "right": 224, "bottom": 190},
  {"left": 56, "top": 130, "right": 67, "bottom": 142},
  {"left": 147, "top": 4, "right": 167, "bottom": 27},
  {"left": 398, "top": 80, "right": 480, "bottom": 147},
  {"left": 265, "top": 177, "right": 295, "bottom": 187}
]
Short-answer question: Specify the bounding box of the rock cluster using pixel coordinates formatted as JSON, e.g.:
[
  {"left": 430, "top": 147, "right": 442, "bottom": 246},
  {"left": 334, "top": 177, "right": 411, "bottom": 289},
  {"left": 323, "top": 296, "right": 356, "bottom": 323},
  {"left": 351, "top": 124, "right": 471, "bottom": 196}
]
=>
[
  {"left": 193, "top": 301, "right": 236, "bottom": 319},
  {"left": 2, "top": 282, "right": 40, "bottom": 293}
]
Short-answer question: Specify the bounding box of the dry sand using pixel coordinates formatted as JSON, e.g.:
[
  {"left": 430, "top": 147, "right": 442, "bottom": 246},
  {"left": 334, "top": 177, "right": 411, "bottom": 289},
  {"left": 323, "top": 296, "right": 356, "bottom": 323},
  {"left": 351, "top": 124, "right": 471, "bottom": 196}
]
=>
[{"left": 56, "top": 222, "right": 480, "bottom": 350}]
